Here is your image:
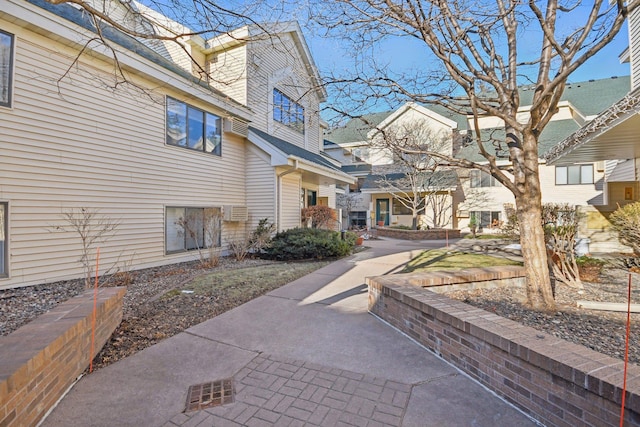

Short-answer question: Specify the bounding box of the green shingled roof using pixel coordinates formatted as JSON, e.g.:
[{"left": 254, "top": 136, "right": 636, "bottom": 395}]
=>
[
  {"left": 455, "top": 119, "right": 581, "bottom": 162},
  {"left": 327, "top": 76, "right": 630, "bottom": 162},
  {"left": 324, "top": 111, "right": 394, "bottom": 144},
  {"left": 518, "top": 76, "right": 630, "bottom": 116}
]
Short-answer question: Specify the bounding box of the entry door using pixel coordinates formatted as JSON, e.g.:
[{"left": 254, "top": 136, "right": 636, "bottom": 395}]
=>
[{"left": 376, "top": 199, "right": 390, "bottom": 226}]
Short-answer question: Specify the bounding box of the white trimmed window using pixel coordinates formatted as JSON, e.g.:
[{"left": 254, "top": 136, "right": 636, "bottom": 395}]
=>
[
  {"left": 0, "top": 30, "right": 14, "bottom": 108},
  {"left": 273, "top": 88, "right": 304, "bottom": 133},
  {"left": 555, "top": 164, "right": 593, "bottom": 185},
  {"left": 0, "top": 202, "right": 6, "bottom": 277},
  {"left": 166, "top": 207, "right": 221, "bottom": 254},
  {"left": 471, "top": 211, "right": 501, "bottom": 228},
  {"left": 166, "top": 97, "right": 222, "bottom": 155},
  {"left": 470, "top": 170, "right": 499, "bottom": 187}
]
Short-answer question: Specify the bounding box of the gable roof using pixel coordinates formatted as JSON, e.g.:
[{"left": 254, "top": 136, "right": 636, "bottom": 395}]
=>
[
  {"left": 324, "top": 111, "right": 394, "bottom": 144},
  {"left": 341, "top": 164, "right": 372, "bottom": 175},
  {"left": 327, "top": 77, "right": 630, "bottom": 163},
  {"left": 206, "top": 22, "right": 327, "bottom": 102},
  {"left": 248, "top": 127, "right": 354, "bottom": 184},
  {"left": 544, "top": 86, "right": 640, "bottom": 164},
  {"left": 369, "top": 103, "right": 459, "bottom": 136}
]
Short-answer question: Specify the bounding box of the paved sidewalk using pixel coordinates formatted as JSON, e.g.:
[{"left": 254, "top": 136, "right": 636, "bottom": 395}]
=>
[{"left": 43, "top": 238, "right": 539, "bottom": 427}]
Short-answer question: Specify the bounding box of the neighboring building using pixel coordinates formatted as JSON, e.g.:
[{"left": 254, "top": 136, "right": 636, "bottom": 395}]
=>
[
  {"left": 325, "top": 103, "right": 463, "bottom": 229},
  {"left": 0, "top": 0, "right": 352, "bottom": 289},
  {"left": 544, "top": 9, "right": 640, "bottom": 253},
  {"left": 325, "top": 78, "right": 631, "bottom": 244}
]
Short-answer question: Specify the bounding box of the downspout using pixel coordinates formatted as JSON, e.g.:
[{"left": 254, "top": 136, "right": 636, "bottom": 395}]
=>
[{"left": 276, "top": 159, "right": 299, "bottom": 232}]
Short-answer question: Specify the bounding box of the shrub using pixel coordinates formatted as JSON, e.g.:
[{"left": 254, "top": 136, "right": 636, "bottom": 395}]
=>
[
  {"left": 227, "top": 218, "right": 276, "bottom": 261},
  {"left": 343, "top": 231, "right": 358, "bottom": 246},
  {"left": 610, "top": 202, "right": 640, "bottom": 256},
  {"left": 576, "top": 256, "right": 605, "bottom": 282},
  {"left": 264, "top": 227, "right": 353, "bottom": 261}
]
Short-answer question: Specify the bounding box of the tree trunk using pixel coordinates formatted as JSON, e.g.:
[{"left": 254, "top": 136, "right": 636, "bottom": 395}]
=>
[
  {"left": 516, "top": 199, "right": 554, "bottom": 309},
  {"left": 412, "top": 215, "right": 418, "bottom": 230},
  {"left": 515, "top": 132, "right": 556, "bottom": 310}
]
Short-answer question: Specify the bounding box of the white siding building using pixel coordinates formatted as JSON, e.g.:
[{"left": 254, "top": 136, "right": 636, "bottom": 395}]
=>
[
  {"left": 0, "top": 0, "right": 352, "bottom": 289},
  {"left": 326, "top": 78, "right": 630, "bottom": 250}
]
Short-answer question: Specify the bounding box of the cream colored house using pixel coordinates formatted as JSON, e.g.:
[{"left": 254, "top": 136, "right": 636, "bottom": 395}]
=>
[
  {"left": 325, "top": 103, "right": 463, "bottom": 229},
  {"left": 0, "top": 0, "right": 352, "bottom": 289},
  {"left": 544, "top": 8, "right": 640, "bottom": 253},
  {"left": 326, "top": 78, "right": 630, "bottom": 246}
]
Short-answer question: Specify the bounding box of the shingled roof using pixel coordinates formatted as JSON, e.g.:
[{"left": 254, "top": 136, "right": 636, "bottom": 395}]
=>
[
  {"left": 249, "top": 127, "right": 345, "bottom": 173},
  {"left": 326, "top": 76, "right": 630, "bottom": 162}
]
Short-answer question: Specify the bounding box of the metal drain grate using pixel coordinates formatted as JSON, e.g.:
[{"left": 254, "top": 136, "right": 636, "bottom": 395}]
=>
[{"left": 184, "top": 378, "right": 235, "bottom": 412}]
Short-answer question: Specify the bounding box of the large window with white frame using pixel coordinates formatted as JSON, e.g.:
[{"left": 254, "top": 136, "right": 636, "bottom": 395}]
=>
[
  {"left": 0, "top": 30, "right": 14, "bottom": 108},
  {"left": 166, "top": 207, "right": 221, "bottom": 254},
  {"left": 273, "top": 88, "right": 304, "bottom": 133},
  {"left": 166, "top": 97, "right": 222, "bottom": 155},
  {"left": 555, "top": 164, "right": 593, "bottom": 185},
  {"left": 0, "top": 203, "right": 6, "bottom": 277},
  {"left": 470, "top": 170, "right": 499, "bottom": 188},
  {"left": 470, "top": 210, "right": 501, "bottom": 228},
  {"left": 393, "top": 198, "right": 423, "bottom": 215}
]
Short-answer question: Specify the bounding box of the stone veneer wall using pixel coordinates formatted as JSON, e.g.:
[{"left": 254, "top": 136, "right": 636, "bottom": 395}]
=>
[
  {"left": 367, "top": 267, "right": 640, "bottom": 427},
  {"left": 0, "top": 287, "right": 126, "bottom": 427},
  {"left": 375, "top": 227, "right": 461, "bottom": 240}
]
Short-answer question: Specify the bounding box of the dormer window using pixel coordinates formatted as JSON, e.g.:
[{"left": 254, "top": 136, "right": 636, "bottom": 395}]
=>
[{"left": 273, "top": 88, "right": 304, "bottom": 133}]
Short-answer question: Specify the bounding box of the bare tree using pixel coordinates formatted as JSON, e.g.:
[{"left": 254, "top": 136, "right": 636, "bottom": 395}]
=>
[
  {"left": 175, "top": 208, "right": 222, "bottom": 267},
  {"left": 370, "top": 121, "right": 456, "bottom": 229},
  {"left": 337, "top": 192, "right": 360, "bottom": 227},
  {"left": 543, "top": 204, "right": 583, "bottom": 290},
  {"left": 52, "top": 207, "right": 120, "bottom": 289},
  {"left": 314, "top": 0, "right": 634, "bottom": 309},
  {"left": 505, "top": 203, "right": 583, "bottom": 289}
]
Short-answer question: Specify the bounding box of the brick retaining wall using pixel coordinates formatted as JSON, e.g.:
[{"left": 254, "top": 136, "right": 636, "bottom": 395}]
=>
[
  {"left": 0, "top": 287, "right": 126, "bottom": 427},
  {"left": 367, "top": 267, "right": 640, "bottom": 426},
  {"left": 375, "top": 227, "right": 461, "bottom": 240}
]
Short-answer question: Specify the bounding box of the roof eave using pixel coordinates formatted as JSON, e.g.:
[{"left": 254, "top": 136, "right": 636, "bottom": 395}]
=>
[{"left": 544, "top": 88, "right": 640, "bottom": 164}]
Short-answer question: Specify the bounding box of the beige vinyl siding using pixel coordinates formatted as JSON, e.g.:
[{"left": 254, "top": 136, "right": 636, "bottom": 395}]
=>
[
  {"left": 0, "top": 21, "right": 247, "bottom": 288},
  {"left": 207, "top": 46, "right": 248, "bottom": 105},
  {"left": 456, "top": 162, "right": 606, "bottom": 231},
  {"left": 607, "top": 159, "right": 636, "bottom": 182},
  {"left": 608, "top": 182, "right": 639, "bottom": 206},
  {"left": 319, "top": 184, "right": 337, "bottom": 209},
  {"left": 246, "top": 34, "right": 322, "bottom": 152},
  {"left": 541, "top": 163, "right": 604, "bottom": 205},
  {"left": 279, "top": 173, "right": 302, "bottom": 231},
  {"left": 245, "top": 144, "right": 276, "bottom": 228},
  {"left": 630, "top": 8, "right": 640, "bottom": 90}
]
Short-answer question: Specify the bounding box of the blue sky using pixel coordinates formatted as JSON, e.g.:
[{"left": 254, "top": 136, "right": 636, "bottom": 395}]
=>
[
  {"left": 302, "top": 11, "right": 632, "bottom": 119},
  {"left": 308, "top": 27, "right": 631, "bottom": 85}
]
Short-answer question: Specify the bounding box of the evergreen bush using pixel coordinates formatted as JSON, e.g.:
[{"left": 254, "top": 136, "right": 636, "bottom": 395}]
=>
[{"left": 264, "top": 227, "right": 353, "bottom": 260}]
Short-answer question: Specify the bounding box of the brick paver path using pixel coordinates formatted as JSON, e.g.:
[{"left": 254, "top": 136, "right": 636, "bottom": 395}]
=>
[{"left": 164, "top": 354, "right": 413, "bottom": 426}]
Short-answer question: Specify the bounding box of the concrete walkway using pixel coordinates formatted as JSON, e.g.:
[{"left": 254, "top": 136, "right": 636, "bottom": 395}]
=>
[{"left": 43, "top": 238, "right": 538, "bottom": 427}]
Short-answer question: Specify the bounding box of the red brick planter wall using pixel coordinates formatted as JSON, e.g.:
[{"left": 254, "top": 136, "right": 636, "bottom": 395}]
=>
[
  {"left": 367, "top": 268, "right": 640, "bottom": 427},
  {"left": 0, "top": 287, "right": 126, "bottom": 427},
  {"left": 375, "top": 227, "right": 461, "bottom": 240}
]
